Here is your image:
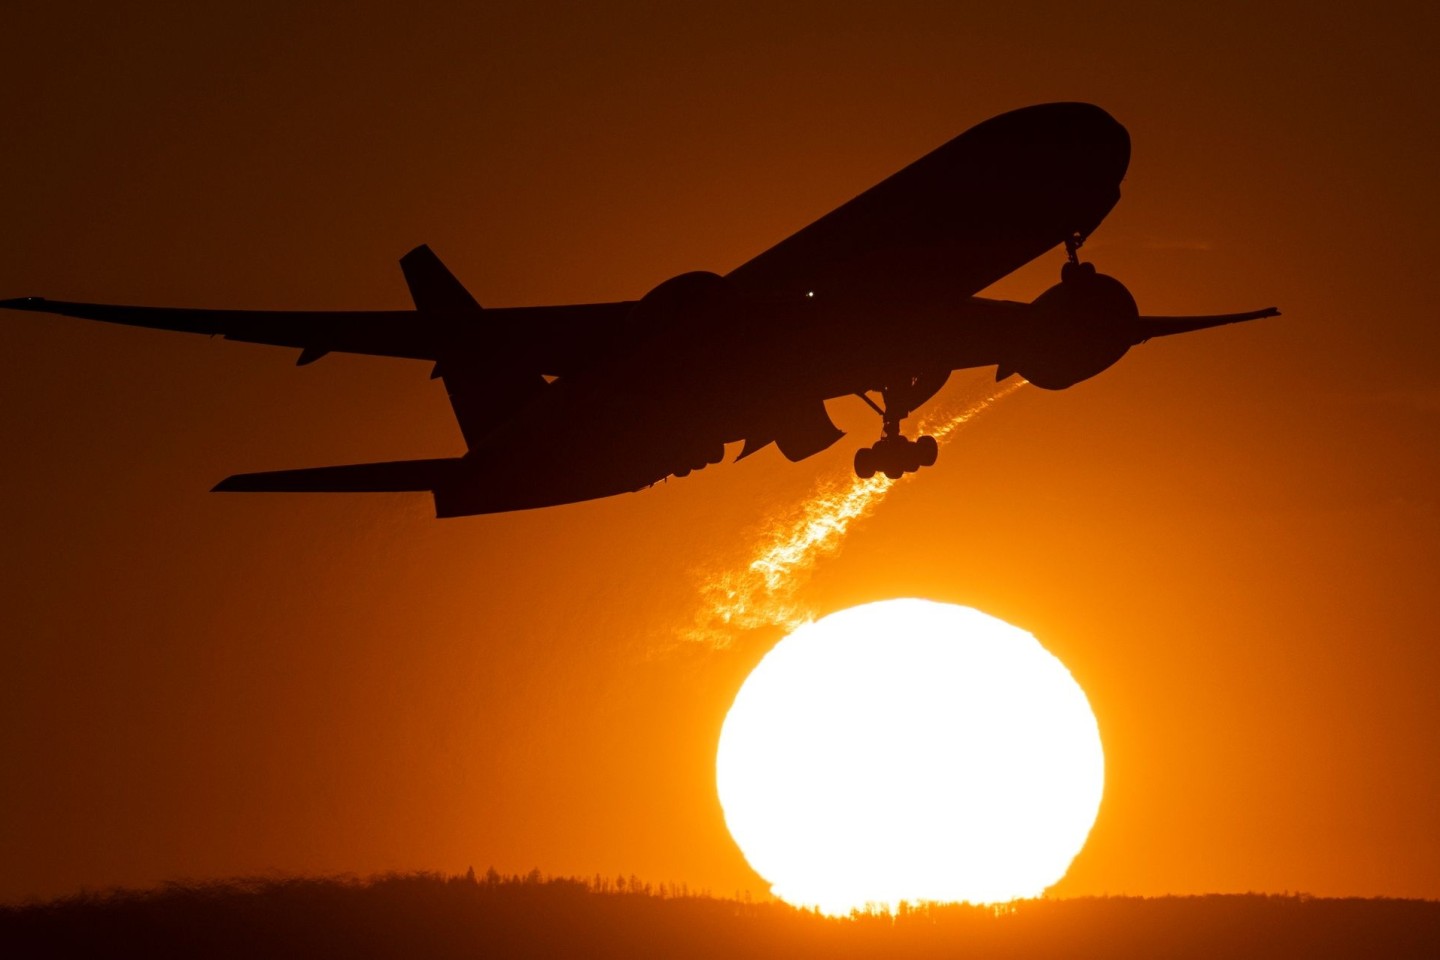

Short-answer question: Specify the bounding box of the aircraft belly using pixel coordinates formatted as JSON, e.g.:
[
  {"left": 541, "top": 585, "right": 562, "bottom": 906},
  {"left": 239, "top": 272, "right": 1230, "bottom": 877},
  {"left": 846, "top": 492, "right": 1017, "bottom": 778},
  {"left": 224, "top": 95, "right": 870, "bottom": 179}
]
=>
[
  {"left": 430, "top": 289, "right": 1027, "bottom": 517},
  {"left": 435, "top": 321, "right": 760, "bottom": 513},
  {"left": 780, "top": 298, "right": 1008, "bottom": 397},
  {"left": 435, "top": 287, "right": 1024, "bottom": 516}
]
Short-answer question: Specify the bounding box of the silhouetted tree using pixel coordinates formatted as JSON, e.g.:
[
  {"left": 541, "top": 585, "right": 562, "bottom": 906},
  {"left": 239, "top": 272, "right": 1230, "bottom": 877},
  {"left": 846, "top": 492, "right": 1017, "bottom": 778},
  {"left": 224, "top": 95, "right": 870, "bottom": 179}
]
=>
[{"left": 3, "top": 875, "right": 1437, "bottom": 959}]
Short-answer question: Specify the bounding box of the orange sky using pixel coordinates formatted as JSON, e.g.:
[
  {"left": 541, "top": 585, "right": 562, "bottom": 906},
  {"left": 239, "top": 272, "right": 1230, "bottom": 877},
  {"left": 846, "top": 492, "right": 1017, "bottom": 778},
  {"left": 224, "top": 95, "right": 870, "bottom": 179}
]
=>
[{"left": 3, "top": 1, "right": 1438, "bottom": 903}]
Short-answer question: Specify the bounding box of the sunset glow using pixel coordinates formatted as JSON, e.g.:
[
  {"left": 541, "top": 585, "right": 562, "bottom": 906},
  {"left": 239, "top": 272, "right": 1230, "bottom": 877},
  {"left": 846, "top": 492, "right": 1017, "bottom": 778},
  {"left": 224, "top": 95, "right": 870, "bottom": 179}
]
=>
[
  {"left": 716, "top": 600, "right": 1104, "bottom": 914},
  {"left": 8, "top": 0, "right": 1440, "bottom": 926}
]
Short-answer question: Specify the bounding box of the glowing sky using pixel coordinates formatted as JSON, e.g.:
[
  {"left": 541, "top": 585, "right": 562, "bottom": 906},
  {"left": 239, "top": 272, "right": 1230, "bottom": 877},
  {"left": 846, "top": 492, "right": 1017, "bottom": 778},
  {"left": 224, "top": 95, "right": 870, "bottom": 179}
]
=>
[{"left": 2, "top": 1, "right": 1439, "bottom": 905}]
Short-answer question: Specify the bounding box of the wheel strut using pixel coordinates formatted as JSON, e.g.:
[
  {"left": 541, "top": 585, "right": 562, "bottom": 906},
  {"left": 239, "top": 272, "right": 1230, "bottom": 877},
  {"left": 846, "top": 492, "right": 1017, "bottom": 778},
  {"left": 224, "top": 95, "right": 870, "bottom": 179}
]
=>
[{"left": 1061, "top": 231, "right": 1098, "bottom": 285}]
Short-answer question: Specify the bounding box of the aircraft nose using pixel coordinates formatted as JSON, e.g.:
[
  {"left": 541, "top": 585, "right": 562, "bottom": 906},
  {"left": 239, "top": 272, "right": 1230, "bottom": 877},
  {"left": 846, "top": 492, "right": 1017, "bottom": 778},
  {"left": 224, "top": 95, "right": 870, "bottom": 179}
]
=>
[
  {"left": 1047, "top": 103, "right": 1130, "bottom": 186},
  {"left": 973, "top": 102, "right": 1131, "bottom": 188},
  {"left": 1094, "top": 110, "right": 1131, "bottom": 185}
]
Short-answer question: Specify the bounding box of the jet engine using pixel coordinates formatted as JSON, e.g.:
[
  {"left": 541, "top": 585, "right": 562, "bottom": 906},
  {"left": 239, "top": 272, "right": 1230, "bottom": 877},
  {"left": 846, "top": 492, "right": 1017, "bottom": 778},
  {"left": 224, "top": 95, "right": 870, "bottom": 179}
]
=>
[
  {"left": 1006, "top": 264, "right": 1138, "bottom": 390},
  {"left": 627, "top": 270, "right": 736, "bottom": 330}
]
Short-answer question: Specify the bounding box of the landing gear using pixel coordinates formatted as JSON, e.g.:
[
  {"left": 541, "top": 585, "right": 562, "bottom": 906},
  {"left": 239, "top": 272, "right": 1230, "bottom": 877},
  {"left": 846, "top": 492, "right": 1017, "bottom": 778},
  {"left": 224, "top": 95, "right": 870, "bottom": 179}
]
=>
[
  {"left": 1061, "top": 231, "right": 1096, "bottom": 285},
  {"left": 851, "top": 386, "right": 939, "bottom": 480},
  {"left": 853, "top": 445, "right": 877, "bottom": 479},
  {"left": 915, "top": 434, "right": 938, "bottom": 467},
  {"left": 855, "top": 434, "right": 934, "bottom": 479}
]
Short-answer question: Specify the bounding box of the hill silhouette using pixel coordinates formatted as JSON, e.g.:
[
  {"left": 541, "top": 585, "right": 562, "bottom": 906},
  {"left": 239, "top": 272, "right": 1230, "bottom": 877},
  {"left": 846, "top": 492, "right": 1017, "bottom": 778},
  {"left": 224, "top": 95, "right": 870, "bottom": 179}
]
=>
[{"left": 4, "top": 870, "right": 1438, "bottom": 959}]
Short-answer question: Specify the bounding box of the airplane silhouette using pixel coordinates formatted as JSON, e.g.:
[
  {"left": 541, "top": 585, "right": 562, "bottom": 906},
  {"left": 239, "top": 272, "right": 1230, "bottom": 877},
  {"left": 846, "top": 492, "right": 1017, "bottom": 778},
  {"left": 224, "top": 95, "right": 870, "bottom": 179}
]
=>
[{"left": 3, "top": 103, "right": 1276, "bottom": 518}]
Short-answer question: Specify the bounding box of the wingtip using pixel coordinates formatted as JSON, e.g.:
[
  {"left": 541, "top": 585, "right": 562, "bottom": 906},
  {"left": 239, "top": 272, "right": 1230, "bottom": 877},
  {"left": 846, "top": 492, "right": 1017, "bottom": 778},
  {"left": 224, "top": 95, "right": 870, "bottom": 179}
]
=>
[{"left": 0, "top": 297, "right": 45, "bottom": 310}]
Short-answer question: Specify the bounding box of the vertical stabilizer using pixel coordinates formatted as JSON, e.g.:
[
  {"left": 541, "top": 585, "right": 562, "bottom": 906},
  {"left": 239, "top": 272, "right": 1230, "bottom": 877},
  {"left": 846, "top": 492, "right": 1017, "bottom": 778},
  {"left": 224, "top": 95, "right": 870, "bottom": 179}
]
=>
[{"left": 399, "top": 245, "right": 546, "bottom": 452}]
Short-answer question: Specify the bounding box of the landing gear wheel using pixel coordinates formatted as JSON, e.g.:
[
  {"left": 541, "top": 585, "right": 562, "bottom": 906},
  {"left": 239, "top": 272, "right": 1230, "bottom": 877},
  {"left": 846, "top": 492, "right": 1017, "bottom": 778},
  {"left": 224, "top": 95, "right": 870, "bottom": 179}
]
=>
[
  {"left": 907, "top": 441, "right": 925, "bottom": 473},
  {"left": 854, "top": 446, "right": 877, "bottom": 479},
  {"left": 916, "top": 435, "right": 938, "bottom": 467},
  {"left": 882, "top": 459, "right": 905, "bottom": 480}
]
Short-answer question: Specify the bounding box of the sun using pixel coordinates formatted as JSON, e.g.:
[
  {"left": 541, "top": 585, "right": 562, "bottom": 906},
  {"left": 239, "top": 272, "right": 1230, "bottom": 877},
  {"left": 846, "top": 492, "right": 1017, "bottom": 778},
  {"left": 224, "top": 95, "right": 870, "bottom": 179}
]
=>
[{"left": 716, "top": 599, "right": 1104, "bottom": 915}]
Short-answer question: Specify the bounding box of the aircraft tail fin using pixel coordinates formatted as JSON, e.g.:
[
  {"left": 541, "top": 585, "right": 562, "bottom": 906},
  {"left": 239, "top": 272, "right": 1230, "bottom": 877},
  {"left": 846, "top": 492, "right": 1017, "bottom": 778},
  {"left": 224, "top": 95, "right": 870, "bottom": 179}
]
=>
[
  {"left": 395, "top": 244, "right": 547, "bottom": 453},
  {"left": 399, "top": 245, "right": 483, "bottom": 319},
  {"left": 212, "top": 457, "right": 462, "bottom": 493}
]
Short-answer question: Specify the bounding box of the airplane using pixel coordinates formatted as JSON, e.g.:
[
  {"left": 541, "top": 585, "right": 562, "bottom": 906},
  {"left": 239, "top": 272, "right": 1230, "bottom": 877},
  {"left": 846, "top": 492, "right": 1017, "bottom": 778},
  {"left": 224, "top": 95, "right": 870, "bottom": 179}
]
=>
[{"left": 2, "top": 102, "right": 1276, "bottom": 518}]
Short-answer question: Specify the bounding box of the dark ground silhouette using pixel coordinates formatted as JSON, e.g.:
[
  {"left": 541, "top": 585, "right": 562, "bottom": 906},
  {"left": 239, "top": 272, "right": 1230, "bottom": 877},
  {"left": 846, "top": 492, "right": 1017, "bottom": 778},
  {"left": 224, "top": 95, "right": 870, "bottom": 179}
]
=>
[{"left": 4, "top": 870, "right": 1437, "bottom": 959}]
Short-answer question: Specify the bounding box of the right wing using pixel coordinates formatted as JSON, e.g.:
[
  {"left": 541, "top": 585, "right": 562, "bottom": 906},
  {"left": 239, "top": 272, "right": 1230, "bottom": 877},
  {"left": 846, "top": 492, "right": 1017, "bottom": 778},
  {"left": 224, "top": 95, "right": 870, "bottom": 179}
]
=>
[
  {"left": 0, "top": 292, "right": 635, "bottom": 374},
  {"left": 0, "top": 297, "right": 432, "bottom": 362},
  {"left": 2, "top": 243, "right": 638, "bottom": 375}
]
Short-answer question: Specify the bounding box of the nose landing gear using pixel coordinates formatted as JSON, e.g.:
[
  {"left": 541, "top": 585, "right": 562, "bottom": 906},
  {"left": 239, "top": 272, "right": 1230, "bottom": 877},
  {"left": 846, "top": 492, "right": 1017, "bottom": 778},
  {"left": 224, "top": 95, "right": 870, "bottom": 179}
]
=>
[{"left": 1060, "top": 230, "right": 1097, "bottom": 286}]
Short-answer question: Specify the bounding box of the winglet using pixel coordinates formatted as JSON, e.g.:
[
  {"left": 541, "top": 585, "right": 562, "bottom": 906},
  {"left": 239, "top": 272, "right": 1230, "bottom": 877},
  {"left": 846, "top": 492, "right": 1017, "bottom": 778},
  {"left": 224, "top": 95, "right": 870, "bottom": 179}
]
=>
[{"left": 399, "top": 245, "right": 482, "bottom": 320}]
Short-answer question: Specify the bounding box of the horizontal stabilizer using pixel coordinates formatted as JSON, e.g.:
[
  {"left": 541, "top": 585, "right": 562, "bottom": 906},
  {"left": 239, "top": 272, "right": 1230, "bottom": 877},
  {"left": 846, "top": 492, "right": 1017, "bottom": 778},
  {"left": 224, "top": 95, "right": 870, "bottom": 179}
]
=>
[{"left": 213, "top": 458, "right": 462, "bottom": 493}]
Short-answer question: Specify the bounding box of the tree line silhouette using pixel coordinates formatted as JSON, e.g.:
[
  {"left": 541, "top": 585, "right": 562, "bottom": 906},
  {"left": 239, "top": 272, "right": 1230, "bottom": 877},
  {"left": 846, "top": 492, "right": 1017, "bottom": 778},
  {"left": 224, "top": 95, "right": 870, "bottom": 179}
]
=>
[{"left": 4, "top": 869, "right": 1438, "bottom": 958}]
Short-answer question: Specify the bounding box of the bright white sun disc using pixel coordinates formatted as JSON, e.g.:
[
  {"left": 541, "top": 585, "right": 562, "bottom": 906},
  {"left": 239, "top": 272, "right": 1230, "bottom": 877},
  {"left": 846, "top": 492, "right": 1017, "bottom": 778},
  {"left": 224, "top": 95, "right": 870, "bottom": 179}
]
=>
[{"left": 716, "top": 599, "right": 1103, "bottom": 915}]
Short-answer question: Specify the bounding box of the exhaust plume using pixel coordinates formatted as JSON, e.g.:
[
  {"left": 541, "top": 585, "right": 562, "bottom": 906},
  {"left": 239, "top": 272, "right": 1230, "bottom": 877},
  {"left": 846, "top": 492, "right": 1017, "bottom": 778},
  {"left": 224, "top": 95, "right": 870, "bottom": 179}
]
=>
[{"left": 685, "top": 378, "right": 1027, "bottom": 647}]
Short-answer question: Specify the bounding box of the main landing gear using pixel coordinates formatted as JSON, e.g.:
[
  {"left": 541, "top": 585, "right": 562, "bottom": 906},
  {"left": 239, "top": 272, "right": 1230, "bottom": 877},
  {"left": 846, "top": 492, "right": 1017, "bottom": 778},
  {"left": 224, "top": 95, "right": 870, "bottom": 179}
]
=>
[
  {"left": 852, "top": 387, "right": 938, "bottom": 480},
  {"left": 854, "top": 432, "right": 937, "bottom": 480}
]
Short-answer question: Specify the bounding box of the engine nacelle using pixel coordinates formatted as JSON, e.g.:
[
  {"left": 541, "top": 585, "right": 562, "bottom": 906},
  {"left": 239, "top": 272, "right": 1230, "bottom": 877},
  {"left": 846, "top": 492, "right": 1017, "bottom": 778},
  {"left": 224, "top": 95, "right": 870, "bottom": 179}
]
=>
[
  {"left": 627, "top": 271, "right": 736, "bottom": 330},
  {"left": 1007, "top": 265, "right": 1139, "bottom": 390}
]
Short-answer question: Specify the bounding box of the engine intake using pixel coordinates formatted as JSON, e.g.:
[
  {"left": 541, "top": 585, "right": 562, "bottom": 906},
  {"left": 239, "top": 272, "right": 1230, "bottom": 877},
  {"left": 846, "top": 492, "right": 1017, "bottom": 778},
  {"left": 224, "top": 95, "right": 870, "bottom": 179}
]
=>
[{"left": 1008, "top": 266, "right": 1138, "bottom": 390}]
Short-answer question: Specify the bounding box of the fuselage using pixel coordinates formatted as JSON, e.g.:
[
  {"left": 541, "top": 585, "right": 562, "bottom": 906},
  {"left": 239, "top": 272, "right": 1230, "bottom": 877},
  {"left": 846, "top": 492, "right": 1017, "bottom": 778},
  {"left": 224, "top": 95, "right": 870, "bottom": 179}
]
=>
[{"left": 433, "top": 292, "right": 1040, "bottom": 516}]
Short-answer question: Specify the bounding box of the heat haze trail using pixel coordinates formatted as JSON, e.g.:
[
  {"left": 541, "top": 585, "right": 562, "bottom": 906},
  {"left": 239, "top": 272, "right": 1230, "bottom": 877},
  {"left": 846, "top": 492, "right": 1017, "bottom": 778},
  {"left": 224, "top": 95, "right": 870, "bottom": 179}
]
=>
[{"left": 686, "top": 378, "right": 1027, "bottom": 647}]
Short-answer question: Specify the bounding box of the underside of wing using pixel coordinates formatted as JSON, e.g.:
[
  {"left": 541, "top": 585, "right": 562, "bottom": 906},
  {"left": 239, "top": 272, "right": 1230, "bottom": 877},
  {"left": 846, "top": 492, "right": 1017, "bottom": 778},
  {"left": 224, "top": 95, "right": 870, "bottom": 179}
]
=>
[
  {"left": 1131, "top": 307, "right": 1280, "bottom": 343},
  {"left": 726, "top": 102, "right": 1131, "bottom": 306}
]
